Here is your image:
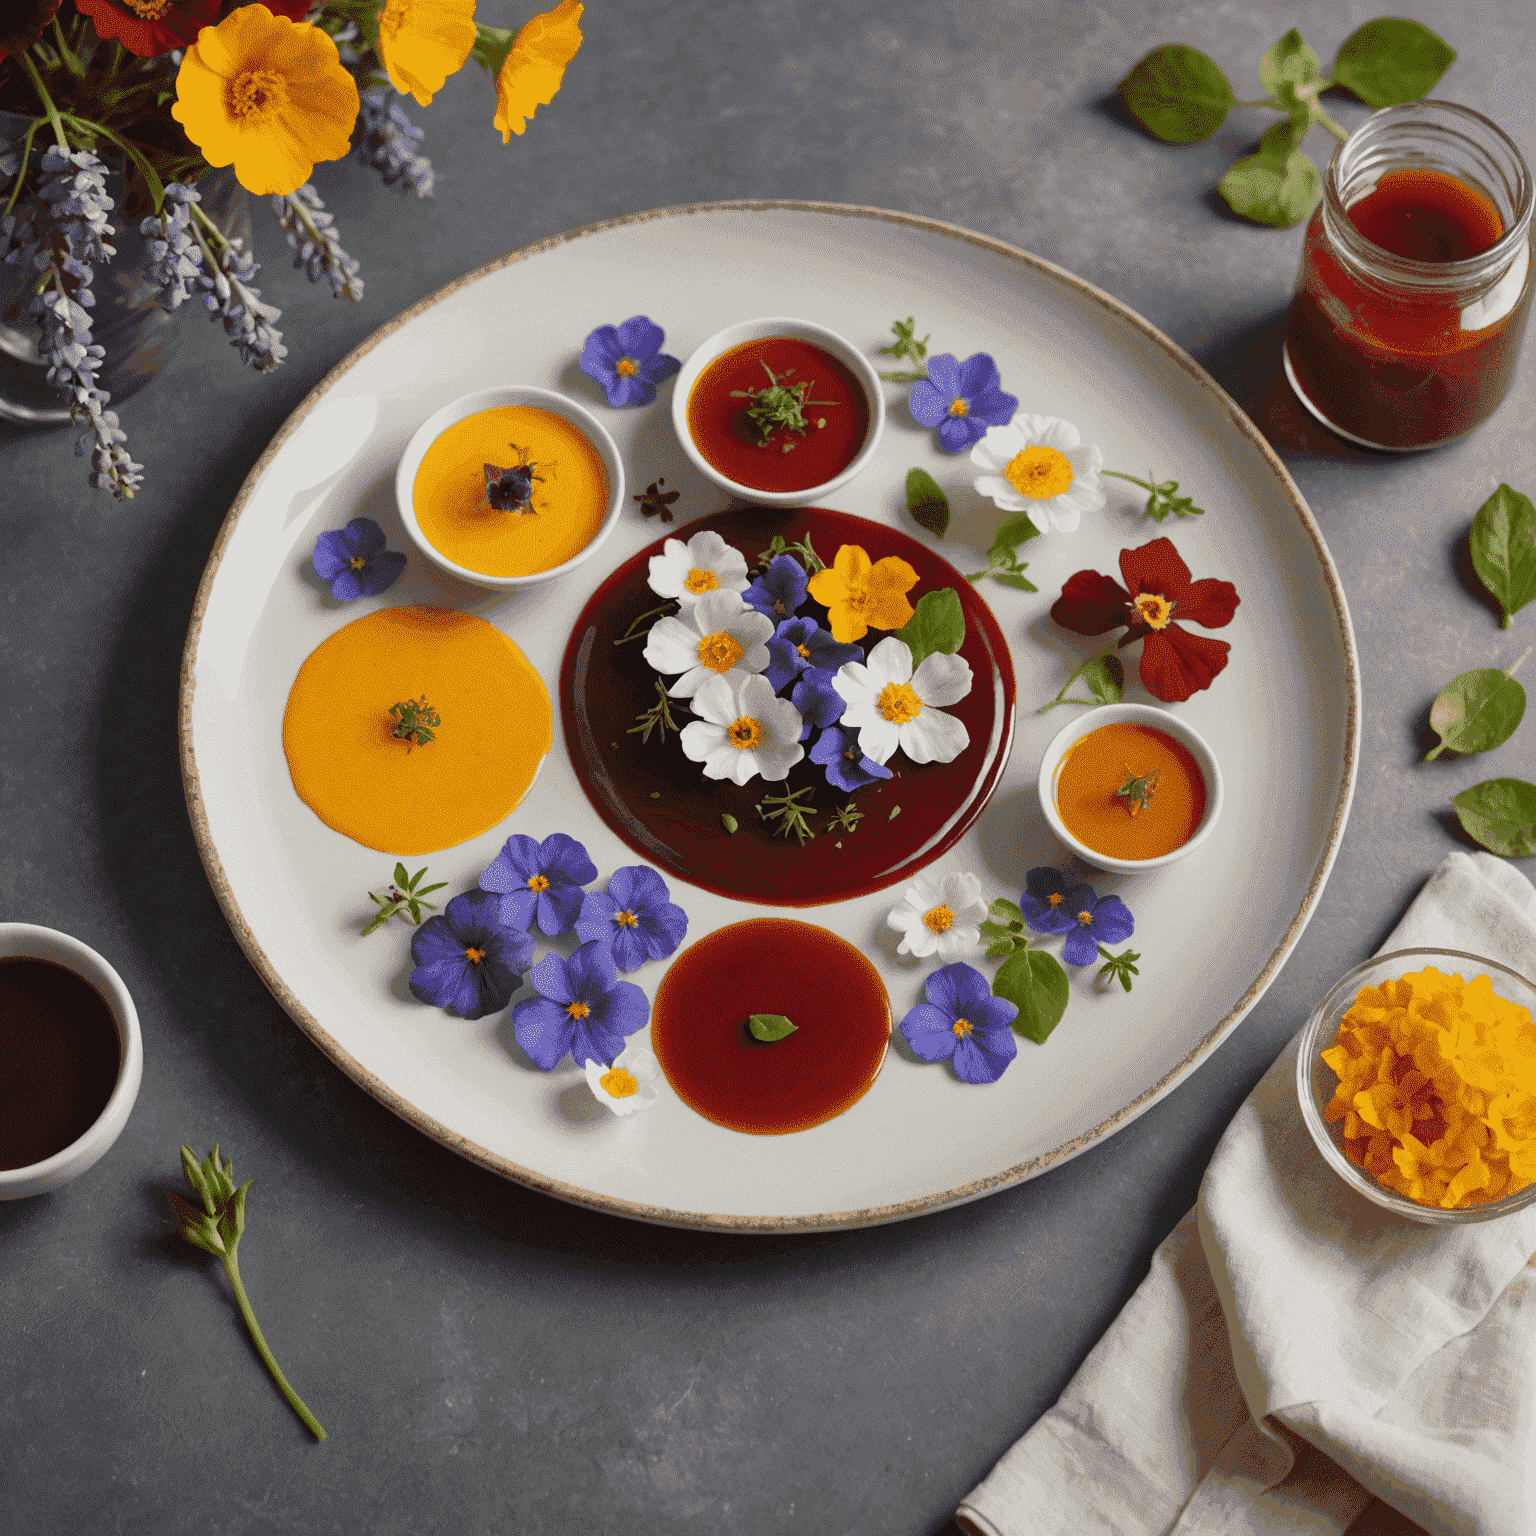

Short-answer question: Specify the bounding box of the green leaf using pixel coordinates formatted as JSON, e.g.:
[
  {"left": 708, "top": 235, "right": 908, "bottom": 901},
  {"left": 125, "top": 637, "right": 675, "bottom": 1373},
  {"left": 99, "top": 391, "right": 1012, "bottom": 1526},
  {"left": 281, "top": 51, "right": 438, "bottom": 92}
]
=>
[
  {"left": 1452, "top": 778, "right": 1536, "bottom": 858},
  {"left": 748, "top": 1013, "right": 798, "bottom": 1042},
  {"left": 721, "top": 814, "right": 738, "bottom": 834},
  {"left": 1470, "top": 484, "right": 1536, "bottom": 629},
  {"left": 904, "top": 467, "right": 950, "bottom": 537},
  {"left": 1039, "top": 649, "right": 1125, "bottom": 712},
  {"left": 471, "top": 23, "right": 516, "bottom": 77},
  {"left": 1117, "top": 44, "right": 1235, "bottom": 143},
  {"left": 895, "top": 588, "right": 966, "bottom": 669},
  {"left": 993, "top": 948, "right": 1070, "bottom": 1045},
  {"left": 1219, "top": 125, "right": 1322, "bottom": 226},
  {"left": 1333, "top": 18, "right": 1456, "bottom": 108},
  {"left": 1425, "top": 667, "right": 1527, "bottom": 759},
  {"left": 965, "top": 515, "right": 1040, "bottom": 589},
  {"left": 988, "top": 897, "right": 1024, "bottom": 926},
  {"left": 1259, "top": 28, "right": 1322, "bottom": 98}
]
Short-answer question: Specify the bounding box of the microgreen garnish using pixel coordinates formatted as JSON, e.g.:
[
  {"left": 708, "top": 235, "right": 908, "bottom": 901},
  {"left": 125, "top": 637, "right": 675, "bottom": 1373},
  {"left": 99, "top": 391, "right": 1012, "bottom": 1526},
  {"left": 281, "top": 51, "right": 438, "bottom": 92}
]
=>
[
  {"left": 757, "top": 532, "right": 826, "bottom": 573},
  {"left": 979, "top": 897, "right": 1029, "bottom": 959},
  {"left": 1114, "top": 766, "right": 1160, "bottom": 816},
  {"left": 1425, "top": 651, "right": 1528, "bottom": 760},
  {"left": 965, "top": 515, "right": 1039, "bottom": 592},
  {"left": 731, "top": 360, "right": 835, "bottom": 448},
  {"left": 1039, "top": 651, "right": 1125, "bottom": 713},
  {"left": 1452, "top": 779, "right": 1536, "bottom": 858},
  {"left": 877, "top": 315, "right": 930, "bottom": 381},
  {"left": 826, "top": 801, "right": 864, "bottom": 834},
  {"left": 888, "top": 805, "right": 901, "bottom": 821},
  {"left": 389, "top": 696, "right": 439, "bottom": 748},
  {"left": 629, "top": 679, "right": 680, "bottom": 746},
  {"left": 362, "top": 863, "right": 447, "bottom": 935},
  {"left": 993, "top": 945, "right": 1070, "bottom": 1045},
  {"left": 1470, "top": 484, "right": 1536, "bottom": 630},
  {"left": 905, "top": 467, "right": 950, "bottom": 537},
  {"left": 756, "top": 785, "right": 817, "bottom": 846},
  {"left": 478, "top": 443, "right": 543, "bottom": 514},
  {"left": 614, "top": 600, "right": 677, "bottom": 646},
  {"left": 1102, "top": 469, "right": 1205, "bottom": 522},
  {"left": 167, "top": 1145, "right": 326, "bottom": 1442},
  {"left": 634, "top": 477, "right": 680, "bottom": 523},
  {"left": 721, "top": 814, "right": 739, "bottom": 834},
  {"left": 1097, "top": 947, "right": 1141, "bottom": 993},
  {"left": 748, "top": 1013, "right": 797, "bottom": 1043}
]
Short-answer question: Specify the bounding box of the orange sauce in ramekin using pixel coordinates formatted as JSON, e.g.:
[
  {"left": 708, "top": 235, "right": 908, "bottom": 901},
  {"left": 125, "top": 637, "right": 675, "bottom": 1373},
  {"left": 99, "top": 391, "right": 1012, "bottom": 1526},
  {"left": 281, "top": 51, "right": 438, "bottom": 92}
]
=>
[{"left": 1054, "top": 721, "right": 1205, "bottom": 861}]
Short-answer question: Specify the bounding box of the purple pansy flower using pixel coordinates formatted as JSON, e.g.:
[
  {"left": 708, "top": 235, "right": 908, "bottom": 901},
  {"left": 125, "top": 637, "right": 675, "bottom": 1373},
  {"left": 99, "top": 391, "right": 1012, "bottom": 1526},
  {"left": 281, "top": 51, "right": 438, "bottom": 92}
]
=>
[
  {"left": 480, "top": 832, "right": 597, "bottom": 936},
  {"left": 407, "top": 891, "right": 535, "bottom": 1020},
  {"left": 763, "top": 617, "right": 864, "bottom": 692},
  {"left": 791, "top": 668, "right": 846, "bottom": 741},
  {"left": 574, "top": 865, "right": 688, "bottom": 973},
  {"left": 742, "top": 555, "right": 809, "bottom": 624},
  {"left": 1020, "top": 866, "right": 1077, "bottom": 936},
  {"left": 1058, "top": 889, "right": 1134, "bottom": 967},
  {"left": 908, "top": 353, "right": 1018, "bottom": 452},
  {"left": 809, "top": 721, "right": 893, "bottom": 794},
  {"left": 311, "top": 516, "right": 406, "bottom": 600},
  {"left": 511, "top": 940, "right": 650, "bottom": 1070},
  {"left": 580, "top": 315, "right": 681, "bottom": 407},
  {"left": 899, "top": 962, "right": 1018, "bottom": 1084}
]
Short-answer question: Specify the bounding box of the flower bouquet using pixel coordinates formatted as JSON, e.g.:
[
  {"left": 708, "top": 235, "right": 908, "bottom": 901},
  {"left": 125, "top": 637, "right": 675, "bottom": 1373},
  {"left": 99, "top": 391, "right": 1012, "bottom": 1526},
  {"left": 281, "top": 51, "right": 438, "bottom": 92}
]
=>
[{"left": 0, "top": 0, "right": 584, "bottom": 498}]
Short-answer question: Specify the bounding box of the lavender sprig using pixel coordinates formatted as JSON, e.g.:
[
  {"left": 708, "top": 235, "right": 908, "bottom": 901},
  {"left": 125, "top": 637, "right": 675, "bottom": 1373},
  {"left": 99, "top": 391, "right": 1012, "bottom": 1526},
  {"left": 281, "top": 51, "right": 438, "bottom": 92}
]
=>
[
  {"left": 189, "top": 204, "right": 287, "bottom": 374},
  {"left": 140, "top": 181, "right": 204, "bottom": 312},
  {"left": 269, "top": 182, "right": 363, "bottom": 300},
  {"left": 355, "top": 89, "right": 435, "bottom": 199}
]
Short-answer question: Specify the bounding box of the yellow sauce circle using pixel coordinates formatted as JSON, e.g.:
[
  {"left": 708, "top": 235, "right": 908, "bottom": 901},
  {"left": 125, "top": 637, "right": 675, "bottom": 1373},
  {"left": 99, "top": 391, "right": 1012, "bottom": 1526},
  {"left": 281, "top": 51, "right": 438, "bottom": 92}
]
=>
[
  {"left": 412, "top": 406, "right": 609, "bottom": 577},
  {"left": 282, "top": 605, "right": 551, "bottom": 855}
]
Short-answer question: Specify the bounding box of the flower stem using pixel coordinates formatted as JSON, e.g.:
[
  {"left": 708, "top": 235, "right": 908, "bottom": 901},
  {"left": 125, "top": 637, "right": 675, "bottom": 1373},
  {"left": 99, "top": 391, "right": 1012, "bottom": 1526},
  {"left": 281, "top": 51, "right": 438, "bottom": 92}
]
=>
[
  {"left": 222, "top": 1251, "right": 327, "bottom": 1441},
  {"left": 51, "top": 15, "right": 87, "bottom": 77},
  {"left": 1102, "top": 469, "right": 1153, "bottom": 492},
  {"left": 19, "top": 55, "right": 70, "bottom": 151}
]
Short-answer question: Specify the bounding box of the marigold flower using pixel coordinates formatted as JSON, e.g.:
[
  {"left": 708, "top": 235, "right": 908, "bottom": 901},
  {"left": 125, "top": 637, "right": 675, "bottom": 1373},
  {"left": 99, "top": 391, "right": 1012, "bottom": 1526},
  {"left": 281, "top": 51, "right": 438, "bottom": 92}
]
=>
[
  {"left": 805, "top": 543, "right": 918, "bottom": 644},
  {"left": 493, "top": 0, "right": 584, "bottom": 143},
  {"left": 377, "top": 0, "right": 477, "bottom": 108},
  {"left": 172, "top": 5, "right": 359, "bottom": 198}
]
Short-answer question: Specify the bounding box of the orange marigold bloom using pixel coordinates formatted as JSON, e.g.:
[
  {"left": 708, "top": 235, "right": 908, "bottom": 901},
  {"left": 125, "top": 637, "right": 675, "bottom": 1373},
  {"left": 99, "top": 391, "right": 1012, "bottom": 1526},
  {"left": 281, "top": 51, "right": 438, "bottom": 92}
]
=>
[
  {"left": 172, "top": 4, "right": 358, "bottom": 198},
  {"left": 493, "top": 0, "right": 584, "bottom": 143},
  {"left": 377, "top": 0, "right": 478, "bottom": 108},
  {"left": 806, "top": 544, "right": 919, "bottom": 644}
]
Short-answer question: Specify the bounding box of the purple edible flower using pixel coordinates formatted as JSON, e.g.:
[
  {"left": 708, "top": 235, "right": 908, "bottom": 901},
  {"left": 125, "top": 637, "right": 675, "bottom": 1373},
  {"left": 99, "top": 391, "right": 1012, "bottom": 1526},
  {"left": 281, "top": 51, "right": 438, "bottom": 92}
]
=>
[
  {"left": 742, "top": 555, "right": 809, "bottom": 623},
  {"left": 1019, "top": 866, "right": 1077, "bottom": 936},
  {"left": 512, "top": 940, "right": 650, "bottom": 1070},
  {"left": 763, "top": 617, "right": 864, "bottom": 693},
  {"left": 311, "top": 517, "right": 406, "bottom": 600},
  {"left": 809, "top": 721, "right": 892, "bottom": 794},
  {"left": 408, "top": 890, "right": 535, "bottom": 1020},
  {"left": 480, "top": 831, "right": 597, "bottom": 936},
  {"left": 575, "top": 865, "right": 688, "bottom": 973},
  {"left": 580, "top": 315, "right": 681, "bottom": 407},
  {"left": 1059, "top": 890, "right": 1134, "bottom": 967},
  {"left": 908, "top": 352, "right": 1018, "bottom": 452},
  {"left": 899, "top": 962, "right": 1018, "bottom": 1084}
]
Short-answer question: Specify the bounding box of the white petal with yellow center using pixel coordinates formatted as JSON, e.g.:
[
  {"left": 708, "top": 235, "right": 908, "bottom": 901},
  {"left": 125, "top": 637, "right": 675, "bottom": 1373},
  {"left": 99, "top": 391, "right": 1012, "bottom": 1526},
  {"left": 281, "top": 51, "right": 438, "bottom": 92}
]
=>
[
  {"left": 886, "top": 870, "right": 987, "bottom": 959},
  {"left": 680, "top": 672, "right": 804, "bottom": 785},
  {"left": 646, "top": 529, "right": 750, "bottom": 606},
  {"left": 584, "top": 1044, "right": 662, "bottom": 1116},
  {"left": 833, "top": 637, "right": 972, "bottom": 765},
  {"left": 642, "top": 589, "right": 772, "bottom": 698},
  {"left": 970, "top": 412, "right": 1105, "bottom": 534}
]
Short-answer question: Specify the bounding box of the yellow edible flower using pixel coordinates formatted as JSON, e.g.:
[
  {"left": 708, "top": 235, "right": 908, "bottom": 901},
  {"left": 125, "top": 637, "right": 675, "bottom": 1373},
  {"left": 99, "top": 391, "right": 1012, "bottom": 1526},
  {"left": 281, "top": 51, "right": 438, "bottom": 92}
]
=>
[
  {"left": 493, "top": 0, "right": 584, "bottom": 142},
  {"left": 805, "top": 544, "right": 918, "bottom": 644},
  {"left": 378, "top": 0, "right": 477, "bottom": 108},
  {"left": 172, "top": 5, "right": 358, "bottom": 197}
]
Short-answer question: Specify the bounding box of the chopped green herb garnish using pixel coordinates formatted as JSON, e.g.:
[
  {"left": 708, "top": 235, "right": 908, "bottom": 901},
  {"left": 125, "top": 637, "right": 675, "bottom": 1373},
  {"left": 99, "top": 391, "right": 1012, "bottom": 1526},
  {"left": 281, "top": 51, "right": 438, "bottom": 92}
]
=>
[
  {"left": 629, "top": 679, "right": 680, "bottom": 746},
  {"left": 877, "top": 316, "right": 930, "bottom": 381},
  {"left": 1114, "top": 766, "right": 1160, "bottom": 816},
  {"left": 721, "top": 814, "right": 739, "bottom": 834},
  {"left": 388, "top": 696, "right": 439, "bottom": 749},
  {"left": 730, "top": 360, "right": 835, "bottom": 448},
  {"left": 1103, "top": 469, "right": 1205, "bottom": 522},
  {"left": 757, "top": 785, "right": 817, "bottom": 845},
  {"left": 614, "top": 599, "right": 677, "bottom": 646},
  {"left": 826, "top": 801, "right": 864, "bottom": 834},
  {"left": 1097, "top": 947, "right": 1142, "bottom": 992},
  {"left": 362, "top": 863, "right": 447, "bottom": 936},
  {"left": 757, "top": 532, "right": 825, "bottom": 573}
]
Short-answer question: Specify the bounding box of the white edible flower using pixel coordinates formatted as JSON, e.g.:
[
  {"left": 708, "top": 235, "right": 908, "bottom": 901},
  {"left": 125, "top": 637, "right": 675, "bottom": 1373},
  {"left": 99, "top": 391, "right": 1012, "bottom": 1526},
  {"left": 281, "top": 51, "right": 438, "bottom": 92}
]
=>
[
  {"left": 970, "top": 413, "right": 1105, "bottom": 534},
  {"left": 680, "top": 671, "right": 804, "bottom": 785},
  {"left": 646, "top": 529, "right": 750, "bottom": 606},
  {"left": 887, "top": 871, "right": 988, "bottom": 960},
  {"left": 585, "top": 1044, "right": 662, "bottom": 1116},
  {"left": 642, "top": 588, "right": 773, "bottom": 699},
  {"left": 832, "top": 636, "right": 971, "bottom": 766}
]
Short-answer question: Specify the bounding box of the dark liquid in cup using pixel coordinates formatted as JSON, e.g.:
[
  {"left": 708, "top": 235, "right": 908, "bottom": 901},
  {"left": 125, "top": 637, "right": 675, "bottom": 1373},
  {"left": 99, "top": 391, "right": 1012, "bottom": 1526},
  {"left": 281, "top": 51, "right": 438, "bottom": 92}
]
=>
[{"left": 0, "top": 957, "right": 122, "bottom": 1171}]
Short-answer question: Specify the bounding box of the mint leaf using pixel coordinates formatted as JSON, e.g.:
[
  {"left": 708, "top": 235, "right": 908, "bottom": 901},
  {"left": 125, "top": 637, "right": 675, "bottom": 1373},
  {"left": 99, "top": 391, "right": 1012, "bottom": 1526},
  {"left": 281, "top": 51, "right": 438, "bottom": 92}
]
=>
[
  {"left": 1470, "top": 484, "right": 1536, "bottom": 629},
  {"left": 1452, "top": 778, "right": 1536, "bottom": 858},
  {"left": 1425, "top": 664, "right": 1527, "bottom": 760},
  {"left": 905, "top": 467, "right": 950, "bottom": 537},
  {"left": 1333, "top": 18, "right": 1455, "bottom": 108},
  {"left": 1118, "top": 44, "right": 1235, "bottom": 144},
  {"left": 748, "top": 1013, "right": 797, "bottom": 1042},
  {"left": 994, "top": 948, "right": 1069, "bottom": 1045},
  {"left": 1219, "top": 121, "right": 1322, "bottom": 226},
  {"left": 895, "top": 587, "right": 966, "bottom": 669},
  {"left": 1259, "top": 28, "right": 1323, "bottom": 98},
  {"left": 965, "top": 514, "right": 1040, "bottom": 589},
  {"left": 1040, "top": 649, "right": 1125, "bottom": 712}
]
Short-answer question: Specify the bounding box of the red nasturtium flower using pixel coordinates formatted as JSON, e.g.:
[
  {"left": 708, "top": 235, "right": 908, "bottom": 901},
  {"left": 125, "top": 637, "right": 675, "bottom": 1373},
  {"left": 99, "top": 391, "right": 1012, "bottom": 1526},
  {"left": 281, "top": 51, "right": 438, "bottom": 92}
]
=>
[
  {"left": 0, "top": 0, "right": 61, "bottom": 59},
  {"left": 76, "top": 0, "right": 221, "bottom": 57},
  {"left": 1051, "top": 536, "right": 1240, "bottom": 703}
]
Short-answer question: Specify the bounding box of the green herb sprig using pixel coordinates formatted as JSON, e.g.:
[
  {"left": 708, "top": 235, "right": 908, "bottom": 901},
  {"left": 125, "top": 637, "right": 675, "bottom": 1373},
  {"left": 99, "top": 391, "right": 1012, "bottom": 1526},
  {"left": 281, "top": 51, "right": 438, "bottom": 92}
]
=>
[
  {"left": 362, "top": 863, "right": 447, "bottom": 935},
  {"left": 826, "top": 801, "right": 864, "bottom": 835},
  {"left": 1103, "top": 470, "right": 1205, "bottom": 522},
  {"left": 731, "top": 361, "right": 834, "bottom": 449},
  {"left": 167, "top": 1145, "right": 327, "bottom": 1442},
  {"left": 979, "top": 897, "right": 1029, "bottom": 959},
  {"left": 388, "top": 697, "right": 439, "bottom": 749},
  {"left": 965, "top": 516, "right": 1039, "bottom": 592},
  {"left": 629, "top": 679, "right": 680, "bottom": 746},
  {"left": 1097, "top": 947, "right": 1142, "bottom": 993},
  {"left": 1470, "top": 484, "right": 1536, "bottom": 629},
  {"left": 876, "top": 316, "right": 930, "bottom": 382},
  {"left": 1425, "top": 650, "right": 1528, "bottom": 761},
  {"left": 757, "top": 785, "right": 817, "bottom": 845},
  {"left": 1114, "top": 767, "right": 1160, "bottom": 816},
  {"left": 1040, "top": 651, "right": 1125, "bottom": 713},
  {"left": 613, "top": 600, "right": 677, "bottom": 646},
  {"left": 757, "top": 533, "right": 825, "bottom": 573}
]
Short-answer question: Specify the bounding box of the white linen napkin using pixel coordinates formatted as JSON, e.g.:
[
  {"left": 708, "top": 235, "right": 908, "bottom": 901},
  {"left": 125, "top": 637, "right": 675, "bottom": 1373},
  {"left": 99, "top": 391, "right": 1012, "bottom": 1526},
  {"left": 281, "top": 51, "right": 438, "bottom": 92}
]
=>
[{"left": 957, "top": 851, "right": 1536, "bottom": 1536}]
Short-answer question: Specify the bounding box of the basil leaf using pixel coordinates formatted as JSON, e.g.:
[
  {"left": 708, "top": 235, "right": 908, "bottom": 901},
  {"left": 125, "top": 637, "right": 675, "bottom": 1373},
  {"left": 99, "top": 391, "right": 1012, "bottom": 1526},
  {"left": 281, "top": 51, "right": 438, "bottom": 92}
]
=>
[
  {"left": 1118, "top": 44, "right": 1235, "bottom": 144},
  {"left": 1332, "top": 18, "right": 1456, "bottom": 108},
  {"left": 993, "top": 948, "right": 1069, "bottom": 1045},
  {"left": 1219, "top": 123, "right": 1322, "bottom": 226},
  {"left": 988, "top": 897, "right": 1024, "bottom": 926},
  {"left": 1425, "top": 668, "right": 1526, "bottom": 760},
  {"left": 748, "top": 1013, "right": 797, "bottom": 1042},
  {"left": 904, "top": 468, "right": 950, "bottom": 537},
  {"left": 895, "top": 587, "right": 966, "bottom": 669},
  {"left": 1259, "top": 28, "right": 1322, "bottom": 98},
  {"left": 1452, "top": 778, "right": 1536, "bottom": 858},
  {"left": 1470, "top": 484, "right": 1536, "bottom": 629}
]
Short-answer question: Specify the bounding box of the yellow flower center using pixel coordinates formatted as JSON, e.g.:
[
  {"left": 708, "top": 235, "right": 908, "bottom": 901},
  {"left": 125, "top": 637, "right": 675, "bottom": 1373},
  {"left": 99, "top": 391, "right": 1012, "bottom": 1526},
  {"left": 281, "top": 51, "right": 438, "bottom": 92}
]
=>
[
  {"left": 616, "top": 357, "right": 638, "bottom": 377},
  {"left": 727, "top": 716, "right": 764, "bottom": 750},
  {"left": 877, "top": 681, "right": 922, "bottom": 724},
  {"left": 797, "top": 643, "right": 811, "bottom": 659},
  {"left": 1134, "top": 592, "right": 1174, "bottom": 629},
  {"left": 527, "top": 874, "right": 550, "bottom": 892},
  {"left": 683, "top": 568, "right": 718, "bottom": 595},
  {"left": 1004, "top": 445, "right": 1073, "bottom": 500},
  {"left": 615, "top": 910, "right": 639, "bottom": 927},
  {"left": 923, "top": 904, "right": 955, "bottom": 933},
  {"left": 1076, "top": 910, "right": 1094, "bottom": 926},
  {"left": 566, "top": 1001, "right": 591, "bottom": 1020},
  {"left": 227, "top": 69, "right": 287, "bottom": 125},
  {"left": 463, "top": 946, "right": 485, "bottom": 965},
  {"left": 697, "top": 631, "right": 744, "bottom": 673},
  {"left": 952, "top": 1017, "right": 973, "bottom": 1038},
  {"left": 1048, "top": 892, "right": 1063, "bottom": 906},
  {"left": 948, "top": 399, "right": 969, "bottom": 417},
  {"left": 600, "top": 1066, "right": 639, "bottom": 1098},
  {"left": 350, "top": 556, "right": 367, "bottom": 570},
  {"left": 125, "top": 0, "right": 173, "bottom": 17}
]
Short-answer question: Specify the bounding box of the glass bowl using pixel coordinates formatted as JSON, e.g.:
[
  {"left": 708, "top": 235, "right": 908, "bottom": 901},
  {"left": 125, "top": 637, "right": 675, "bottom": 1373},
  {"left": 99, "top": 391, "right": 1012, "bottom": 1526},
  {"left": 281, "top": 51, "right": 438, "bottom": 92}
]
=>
[{"left": 1296, "top": 946, "right": 1536, "bottom": 1225}]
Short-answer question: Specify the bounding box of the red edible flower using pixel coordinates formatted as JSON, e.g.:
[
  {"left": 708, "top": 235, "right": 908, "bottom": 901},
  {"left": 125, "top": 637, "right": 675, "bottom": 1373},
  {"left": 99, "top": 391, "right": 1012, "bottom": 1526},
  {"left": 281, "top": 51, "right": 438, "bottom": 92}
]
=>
[
  {"left": 1051, "top": 536, "right": 1239, "bottom": 702},
  {"left": 75, "top": 0, "right": 221, "bottom": 57}
]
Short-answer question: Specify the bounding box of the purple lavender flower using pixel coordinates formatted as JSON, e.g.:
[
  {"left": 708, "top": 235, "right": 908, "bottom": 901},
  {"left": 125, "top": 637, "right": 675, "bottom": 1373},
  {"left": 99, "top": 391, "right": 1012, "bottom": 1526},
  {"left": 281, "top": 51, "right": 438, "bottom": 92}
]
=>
[
  {"left": 512, "top": 940, "right": 650, "bottom": 1070},
  {"left": 1019, "top": 866, "right": 1077, "bottom": 936},
  {"left": 809, "top": 722, "right": 892, "bottom": 794},
  {"left": 574, "top": 865, "right": 688, "bottom": 973},
  {"left": 480, "top": 832, "right": 597, "bottom": 936},
  {"left": 193, "top": 227, "right": 286, "bottom": 374},
  {"left": 899, "top": 962, "right": 1018, "bottom": 1084},
  {"left": 580, "top": 316, "right": 680, "bottom": 407},
  {"left": 1059, "top": 890, "right": 1134, "bottom": 967},
  {"left": 791, "top": 668, "right": 847, "bottom": 739},
  {"left": 312, "top": 517, "right": 406, "bottom": 600},
  {"left": 763, "top": 617, "right": 863, "bottom": 693},
  {"left": 270, "top": 183, "right": 363, "bottom": 301},
  {"left": 909, "top": 353, "right": 1018, "bottom": 452},
  {"left": 355, "top": 89, "right": 435, "bottom": 199},
  {"left": 742, "top": 555, "right": 809, "bottom": 623},
  {"left": 408, "top": 891, "right": 535, "bottom": 1019},
  {"left": 141, "top": 183, "right": 203, "bottom": 312}
]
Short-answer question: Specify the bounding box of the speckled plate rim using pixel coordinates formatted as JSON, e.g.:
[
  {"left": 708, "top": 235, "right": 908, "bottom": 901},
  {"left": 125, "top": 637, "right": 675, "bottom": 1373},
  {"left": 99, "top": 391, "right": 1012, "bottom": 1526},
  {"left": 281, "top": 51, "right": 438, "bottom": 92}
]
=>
[{"left": 179, "top": 198, "right": 1360, "bottom": 1233}]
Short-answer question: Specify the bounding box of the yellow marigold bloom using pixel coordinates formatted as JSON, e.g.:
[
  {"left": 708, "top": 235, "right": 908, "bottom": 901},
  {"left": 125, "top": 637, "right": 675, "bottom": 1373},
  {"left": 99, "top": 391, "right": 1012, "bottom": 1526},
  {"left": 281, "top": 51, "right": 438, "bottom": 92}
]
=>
[
  {"left": 378, "top": 0, "right": 477, "bottom": 108},
  {"left": 173, "top": 5, "right": 358, "bottom": 197},
  {"left": 806, "top": 543, "right": 918, "bottom": 644},
  {"left": 493, "top": 0, "right": 584, "bottom": 143}
]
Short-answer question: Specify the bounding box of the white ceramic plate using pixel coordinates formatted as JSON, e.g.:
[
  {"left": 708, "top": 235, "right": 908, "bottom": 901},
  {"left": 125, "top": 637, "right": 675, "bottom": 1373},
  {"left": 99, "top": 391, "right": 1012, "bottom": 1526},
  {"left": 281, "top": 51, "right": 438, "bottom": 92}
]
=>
[{"left": 181, "top": 201, "right": 1358, "bottom": 1231}]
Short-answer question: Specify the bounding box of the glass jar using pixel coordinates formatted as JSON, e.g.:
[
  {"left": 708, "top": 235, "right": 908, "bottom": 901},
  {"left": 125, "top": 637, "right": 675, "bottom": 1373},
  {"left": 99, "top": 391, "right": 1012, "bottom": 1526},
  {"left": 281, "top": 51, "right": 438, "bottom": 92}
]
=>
[{"left": 1283, "top": 100, "right": 1532, "bottom": 451}]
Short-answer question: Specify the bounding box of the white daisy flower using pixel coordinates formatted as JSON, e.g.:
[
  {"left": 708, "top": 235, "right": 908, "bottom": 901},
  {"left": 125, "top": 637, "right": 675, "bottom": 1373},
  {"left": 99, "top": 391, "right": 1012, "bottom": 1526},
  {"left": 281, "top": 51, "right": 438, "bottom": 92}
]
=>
[
  {"left": 832, "top": 636, "right": 971, "bottom": 766},
  {"left": 970, "top": 413, "right": 1105, "bottom": 534},
  {"left": 646, "top": 529, "right": 750, "bottom": 606},
  {"left": 680, "top": 672, "right": 804, "bottom": 785},
  {"left": 585, "top": 1044, "right": 662, "bottom": 1116},
  {"left": 887, "top": 871, "right": 988, "bottom": 960},
  {"left": 642, "top": 589, "right": 773, "bottom": 699}
]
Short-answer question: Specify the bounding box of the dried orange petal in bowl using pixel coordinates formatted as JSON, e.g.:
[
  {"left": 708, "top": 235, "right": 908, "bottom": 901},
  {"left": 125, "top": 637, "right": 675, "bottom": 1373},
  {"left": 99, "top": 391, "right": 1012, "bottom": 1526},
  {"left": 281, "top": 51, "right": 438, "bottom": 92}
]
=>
[{"left": 1297, "top": 948, "right": 1536, "bottom": 1224}]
